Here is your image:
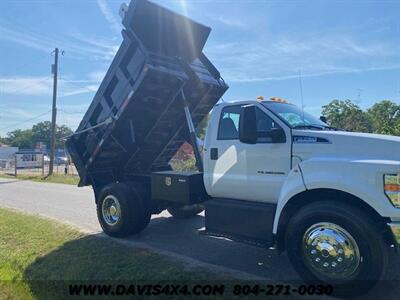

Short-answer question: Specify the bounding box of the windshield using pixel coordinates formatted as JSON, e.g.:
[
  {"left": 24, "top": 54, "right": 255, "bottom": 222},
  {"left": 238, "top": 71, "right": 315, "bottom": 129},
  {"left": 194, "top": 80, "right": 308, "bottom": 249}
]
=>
[{"left": 262, "top": 101, "right": 327, "bottom": 128}]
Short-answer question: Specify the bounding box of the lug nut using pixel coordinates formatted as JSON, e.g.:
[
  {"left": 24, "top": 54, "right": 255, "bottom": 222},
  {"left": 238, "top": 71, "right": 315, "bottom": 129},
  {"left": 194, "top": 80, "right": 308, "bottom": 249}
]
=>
[
  {"left": 337, "top": 257, "right": 343, "bottom": 262},
  {"left": 338, "top": 249, "right": 343, "bottom": 254},
  {"left": 323, "top": 262, "right": 329, "bottom": 267},
  {"left": 315, "top": 258, "right": 321, "bottom": 262}
]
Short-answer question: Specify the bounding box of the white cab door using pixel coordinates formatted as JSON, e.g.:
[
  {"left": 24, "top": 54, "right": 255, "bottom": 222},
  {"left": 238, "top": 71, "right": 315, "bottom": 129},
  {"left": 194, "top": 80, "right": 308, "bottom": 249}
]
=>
[
  {"left": 244, "top": 106, "right": 291, "bottom": 203},
  {"left": 205, "top": 105, "right": 247, "bottom": 200},
  {"left": 204, "top": 104, "right": 291, "bottom": 203}
]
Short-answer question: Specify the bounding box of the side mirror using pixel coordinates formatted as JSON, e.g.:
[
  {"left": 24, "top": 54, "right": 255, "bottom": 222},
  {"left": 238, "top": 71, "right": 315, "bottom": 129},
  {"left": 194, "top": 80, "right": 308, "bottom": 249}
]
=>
[
  {"left": 270, "top": 128, "right": 286, "bottom": 143},
  {"left": 320, "top": 116, "right": 327, "bottom": 123},
  {"left": 239, "top": 105, "right": 257, "bottom": 144}
]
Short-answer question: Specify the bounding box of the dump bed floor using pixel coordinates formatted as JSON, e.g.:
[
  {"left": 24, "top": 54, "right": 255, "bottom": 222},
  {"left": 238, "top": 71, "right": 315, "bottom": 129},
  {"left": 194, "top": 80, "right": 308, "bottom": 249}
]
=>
[{"left": 66, "top": 0, "right": 228, "bottom": 186}]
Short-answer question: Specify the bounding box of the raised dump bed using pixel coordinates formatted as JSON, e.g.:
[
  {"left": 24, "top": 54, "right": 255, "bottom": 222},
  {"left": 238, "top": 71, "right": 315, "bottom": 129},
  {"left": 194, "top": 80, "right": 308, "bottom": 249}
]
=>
[{"left": 66, "top": 0, "right": 228, "bottom": 187}]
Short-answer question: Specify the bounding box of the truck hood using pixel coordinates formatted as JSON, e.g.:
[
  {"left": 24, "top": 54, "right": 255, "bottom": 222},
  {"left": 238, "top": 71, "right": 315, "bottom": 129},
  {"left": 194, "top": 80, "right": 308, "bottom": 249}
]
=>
[{"left": 292, "top": 130, "right": 400, "bottom": 162}]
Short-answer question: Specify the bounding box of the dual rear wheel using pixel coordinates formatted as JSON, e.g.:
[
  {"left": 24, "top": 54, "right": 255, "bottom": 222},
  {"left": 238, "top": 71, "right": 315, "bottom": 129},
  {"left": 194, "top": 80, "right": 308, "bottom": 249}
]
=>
[
  {"left": 97, "top": 183, "right": 151, "bottom": 237},
  {"left": 97, "top": 182, "right": 203, "bottom": 237}
]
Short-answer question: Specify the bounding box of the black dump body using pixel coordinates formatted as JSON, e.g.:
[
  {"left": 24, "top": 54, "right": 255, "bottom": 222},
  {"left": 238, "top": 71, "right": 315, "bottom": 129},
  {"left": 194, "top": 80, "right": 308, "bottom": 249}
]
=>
[{"left": 66, "top": 0, "right": 228, "bottom": 187}]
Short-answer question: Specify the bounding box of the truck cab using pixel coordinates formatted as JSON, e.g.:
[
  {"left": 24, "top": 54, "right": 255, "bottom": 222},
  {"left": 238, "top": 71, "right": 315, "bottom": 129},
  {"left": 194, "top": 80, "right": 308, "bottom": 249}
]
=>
[{"left": 202, "top": 99, "right": 400, "bottom": 293}]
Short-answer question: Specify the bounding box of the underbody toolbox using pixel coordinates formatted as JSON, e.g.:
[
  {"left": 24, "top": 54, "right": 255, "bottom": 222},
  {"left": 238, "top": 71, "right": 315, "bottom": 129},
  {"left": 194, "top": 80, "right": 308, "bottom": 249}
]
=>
[{"left": 151, "top": 171, "right": 208, "bottom": 205}]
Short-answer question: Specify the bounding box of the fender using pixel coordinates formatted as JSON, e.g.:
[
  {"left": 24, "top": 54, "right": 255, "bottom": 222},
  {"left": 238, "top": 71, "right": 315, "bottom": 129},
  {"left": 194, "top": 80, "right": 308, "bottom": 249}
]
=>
[
  {"left": 272, "top": 164, "right": 306, "bottom": 234},
  {"left": 273, "top": 157, "right": 400, "bottom": 234}
]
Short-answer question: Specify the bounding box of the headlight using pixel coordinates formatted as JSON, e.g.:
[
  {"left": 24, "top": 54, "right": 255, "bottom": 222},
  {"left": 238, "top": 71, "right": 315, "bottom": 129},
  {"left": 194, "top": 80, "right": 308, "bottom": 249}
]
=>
[{"left": 384, "top": 174, "right": 400, "bottom": 208}]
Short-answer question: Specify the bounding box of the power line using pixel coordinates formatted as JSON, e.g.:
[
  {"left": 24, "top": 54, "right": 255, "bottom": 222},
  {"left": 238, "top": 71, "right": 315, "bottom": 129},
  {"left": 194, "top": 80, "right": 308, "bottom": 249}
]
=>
[
  {"left": 58, "top": 109, "right": 85, "bottom": 114},
  {"left": 0, "top": 110, "right": 52, "bottom": 132},
  {"left": 298, "top": 70, "right": 305, "bottom": 122},
  {"left": 0, "top": 40, "right": 54, "bottom": 73},
  {"left": 0, "top": 76, "right": 51, "bottom": 96},
  {"left": 58, "top": 54, "right": 67, "bottom": 126},
  {"left": 0, "top": 108, "right": 81, "bottom": 134},
  {"left": 0, "top": 49, "right": 56, "bottom": 97}
]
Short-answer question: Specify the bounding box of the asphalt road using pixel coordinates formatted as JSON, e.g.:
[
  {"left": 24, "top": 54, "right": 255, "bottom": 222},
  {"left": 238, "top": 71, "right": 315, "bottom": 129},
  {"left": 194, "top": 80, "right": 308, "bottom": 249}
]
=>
[
  {"left": 0, "top": 178, "right": 296, "bottom": 280},
  {"left": 0, "top": 178, "right": 399, "bottom": 298}
]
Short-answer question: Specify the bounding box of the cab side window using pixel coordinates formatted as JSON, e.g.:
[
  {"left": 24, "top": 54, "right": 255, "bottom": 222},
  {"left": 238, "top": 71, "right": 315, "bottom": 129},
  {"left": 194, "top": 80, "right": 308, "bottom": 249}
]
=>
[
  {"left": 218, "top": 105, "right": 284, "bottom": 143},
  {"left": 255, "top": 107, "right": 283, "bottom": 143},
  {"left": 218, "top": 105, "right": 241, "bottom": 140}
]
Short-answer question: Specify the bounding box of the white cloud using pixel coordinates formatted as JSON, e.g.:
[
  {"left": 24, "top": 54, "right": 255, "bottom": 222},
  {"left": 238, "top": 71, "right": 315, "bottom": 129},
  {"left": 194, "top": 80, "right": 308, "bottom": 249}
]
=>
[
  {"left": 60, "top": 85, "right": 99, "bottom": 98},
  {"left": 96, "top": 0, "right": 122, "bottom": 34},
  {"left": 206, "top": 33, "right": 400, "bottom": 83},
  {"left": 0, "top": 74, "right": 102, "bottom": 97},
  {"left": 0, "top": 76, "right": 52, "bottom": 96},
  {"left": 217, "top": 16, "right": 247, "bottom": 29},
  {"left": 59, "top": 103, "right": 91, "bottom": 112},
  {"left": 0, "top": 108, "right": 42, "bottom": 119},
  {"left": 68, "top": 32, "right": 119, "bottom": 60},
  {"left": 56, "top": 113, "right": 85, "bottom": 130},
  {"left": 219, "top": 65, "right": 400, "bottom": 83},
  {"left": 0, "top": 25, "right": 119, "bottom": 61},
  {"left": 88, "top": 70, "right": 107, "bottom": 83},
  {"left": 0, "top": 26, "right": 52, "bottom": 53}
]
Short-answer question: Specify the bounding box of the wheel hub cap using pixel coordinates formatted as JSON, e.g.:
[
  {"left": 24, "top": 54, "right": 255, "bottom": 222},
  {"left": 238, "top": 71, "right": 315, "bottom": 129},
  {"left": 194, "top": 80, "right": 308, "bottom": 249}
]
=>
[
  {"left": 102, "top": 195, "right": 121, "bottom": 226},
  {"left": 303, "top": 222, "right": 360, "bottom": 279},
  {"left": 109, "top": 205, "right": 117, "bottom": 216}
]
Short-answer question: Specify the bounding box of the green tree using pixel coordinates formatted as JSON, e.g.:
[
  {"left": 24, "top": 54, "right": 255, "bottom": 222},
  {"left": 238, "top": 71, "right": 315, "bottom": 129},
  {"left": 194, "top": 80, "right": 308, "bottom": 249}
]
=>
[
  {"left": 367, "top": 100, "right": 400, "bottom": 136},
  {"left": 196, "top": 114, "right": 210, "bottom": 140},
  {"left": 322, "top": 99, "right": 373, "bottom": 132},
  {"left": 31, "top": 121, "right": 73, "bottom": 148},
  {"left": 31, "top": 121, "right": 52, "bottom": 148},
  {"left": 5, "top": 129, "right": 34, "bottom": 148},
  {"left": 3, "top": 122, "right": 73, "bottom": 149},
  {"left": 56, "top": 125, "right": 73, "bottom": 148}
]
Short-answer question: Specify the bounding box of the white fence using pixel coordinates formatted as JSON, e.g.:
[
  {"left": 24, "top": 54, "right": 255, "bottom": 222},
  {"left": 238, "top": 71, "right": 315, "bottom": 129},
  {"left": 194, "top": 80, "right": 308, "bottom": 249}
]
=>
[{"left": 0, "top": 157, "right": 78, "bottom": 177}]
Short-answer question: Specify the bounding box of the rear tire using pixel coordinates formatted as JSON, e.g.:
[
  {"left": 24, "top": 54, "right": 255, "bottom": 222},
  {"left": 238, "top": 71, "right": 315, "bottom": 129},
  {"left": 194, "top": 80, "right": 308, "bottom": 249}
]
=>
[
  {"left": 97, "top": 183, "right": 149, "bottom": 237},
  {"left": 285, "top": 200, "right": 389, "bottom": 296},
  {"left": 167, "top": 204, "right": 204, "bottom": 219}
]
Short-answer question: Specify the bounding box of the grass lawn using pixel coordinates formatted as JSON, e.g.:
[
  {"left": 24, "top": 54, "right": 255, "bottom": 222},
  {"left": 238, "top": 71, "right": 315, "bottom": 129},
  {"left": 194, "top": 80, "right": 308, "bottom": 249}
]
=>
[
  {"left": 0, "top": 208, "right": 229, "bottom": 300},
  {"left": 0, "top": 173, "right": 79, "bottom": 185}
]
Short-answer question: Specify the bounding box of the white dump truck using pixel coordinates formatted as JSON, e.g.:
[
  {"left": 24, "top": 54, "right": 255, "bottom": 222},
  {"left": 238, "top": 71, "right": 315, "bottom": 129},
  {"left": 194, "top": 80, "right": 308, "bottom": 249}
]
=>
[{"left": 66, "top": 0, "right": 400, "bottom": 295}]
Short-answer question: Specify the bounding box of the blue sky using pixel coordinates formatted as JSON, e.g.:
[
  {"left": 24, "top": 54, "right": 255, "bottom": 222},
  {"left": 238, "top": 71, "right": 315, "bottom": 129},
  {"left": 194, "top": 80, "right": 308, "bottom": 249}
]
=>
[{"left": 0, "top": 0, "right": 399, "bottom": 136}]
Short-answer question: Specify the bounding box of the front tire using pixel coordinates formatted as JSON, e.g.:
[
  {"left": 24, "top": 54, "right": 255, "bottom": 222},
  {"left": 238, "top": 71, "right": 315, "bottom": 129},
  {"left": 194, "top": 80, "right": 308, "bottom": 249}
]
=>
[
  {"left": 285, "top": 201, "right": 389, "bottom": 296},
  {"left": 97, "top": 183, "right": 150, "bottom": 237}
]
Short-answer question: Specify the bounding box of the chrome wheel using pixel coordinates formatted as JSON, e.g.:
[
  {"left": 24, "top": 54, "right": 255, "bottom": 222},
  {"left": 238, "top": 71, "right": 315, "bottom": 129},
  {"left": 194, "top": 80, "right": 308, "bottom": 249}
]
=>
[
  {"left": 102, "top": 195, "right": 121, "bottom": 226},
  {"left": 303, "top": 222, "right": 360, "bottom": 280}
]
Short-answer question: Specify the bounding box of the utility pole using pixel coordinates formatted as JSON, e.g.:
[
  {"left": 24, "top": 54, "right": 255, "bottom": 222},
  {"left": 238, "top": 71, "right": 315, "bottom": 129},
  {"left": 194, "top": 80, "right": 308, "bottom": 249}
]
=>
[{"left": 48, "top": 48, "right": 59, "bottom": 177}]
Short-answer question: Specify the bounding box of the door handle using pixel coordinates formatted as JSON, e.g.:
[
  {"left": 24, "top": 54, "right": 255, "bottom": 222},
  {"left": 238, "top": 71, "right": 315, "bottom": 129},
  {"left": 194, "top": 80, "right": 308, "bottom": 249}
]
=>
[{"left": 210, "top": 148, "right": 218, "bottom": 160}]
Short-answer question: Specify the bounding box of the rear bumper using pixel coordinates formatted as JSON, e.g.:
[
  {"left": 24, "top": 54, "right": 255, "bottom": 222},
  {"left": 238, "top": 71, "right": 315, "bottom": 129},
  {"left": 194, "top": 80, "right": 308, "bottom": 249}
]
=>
[{"left": 388, "top": 222, "right": 400, "bottom": 245}]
